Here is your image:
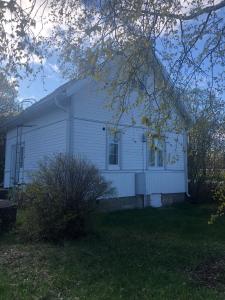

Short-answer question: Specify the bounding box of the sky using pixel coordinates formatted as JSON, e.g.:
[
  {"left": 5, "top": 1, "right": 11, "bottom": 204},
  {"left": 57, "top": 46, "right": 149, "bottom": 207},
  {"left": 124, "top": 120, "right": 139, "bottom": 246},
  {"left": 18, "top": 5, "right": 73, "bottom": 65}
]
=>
[
  {"left": 16, "top": 0, "right": 224, "bottom": 104},
  {"left": 14, "top": 0, "right": 66, "bottom": 104},
  {"left": 18, "top": 60, "right": 66, "bottom": 104}
]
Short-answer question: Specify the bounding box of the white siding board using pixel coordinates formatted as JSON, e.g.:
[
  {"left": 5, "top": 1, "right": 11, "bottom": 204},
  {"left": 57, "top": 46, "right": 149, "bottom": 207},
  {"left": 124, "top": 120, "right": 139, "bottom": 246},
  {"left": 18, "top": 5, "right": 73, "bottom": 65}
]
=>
[
  {"left": 73, "top": 119, "right": 106, "bottom": 169},
  {"left": 165, "top": 133, "right": 185, "bottom": 171},
  {"left": 122, "top": 127, "right": 145, "bottom": 170},
  {"left": 102, "top": 172, "right": 135, "bottom": 197},
  {"left": 146, "top": 171, "right": 185, "bottom": 194},
  {"left": 24, "top": 120, "right": 67, "bottom": 170},
  {"left": 4, "top": 79, "right": 187, "bottom": 198},
  {"left": 72, "top": 81, "right": 145, "bottom": 126},
  {"left": 4, "top": 108, "right": 67, "bottom": 187}
]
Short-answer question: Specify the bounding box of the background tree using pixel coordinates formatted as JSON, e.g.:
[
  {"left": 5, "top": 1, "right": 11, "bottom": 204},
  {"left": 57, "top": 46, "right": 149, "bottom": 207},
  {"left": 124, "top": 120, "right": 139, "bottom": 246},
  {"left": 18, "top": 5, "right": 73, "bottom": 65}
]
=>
[
  {"left": 48, "top": 0, "right": 225, "bottom": 126},
  {"left": 187, "top": 89, "right": 225, "bottom": 201},
  {"left": 1, "top": 1, "right": 225, "bottom": 107},
  {"left": 0, "top": 73, "right": 18, "bottom": 184},
  {"left": 0, "top": 0, "right": 47, "bottom": 78}
]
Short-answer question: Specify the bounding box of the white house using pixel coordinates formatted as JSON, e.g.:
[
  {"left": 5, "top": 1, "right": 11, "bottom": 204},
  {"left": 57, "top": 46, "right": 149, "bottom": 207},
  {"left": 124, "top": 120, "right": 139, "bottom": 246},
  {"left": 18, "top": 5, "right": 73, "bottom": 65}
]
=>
[{"left": 2, "top": 72, "right": 190, "bottom": 210}]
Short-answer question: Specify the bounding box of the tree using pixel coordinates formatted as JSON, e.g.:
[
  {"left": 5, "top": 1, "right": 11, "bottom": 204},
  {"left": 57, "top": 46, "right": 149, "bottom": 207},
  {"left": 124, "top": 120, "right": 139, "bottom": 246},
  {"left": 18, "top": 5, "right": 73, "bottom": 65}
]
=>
[
  {"left": 1, "top": 1, "right": 225, "bottom": 111},
  {"left": 47, "top": 0, "right": 225, "bottom": 126},
  {"left": 187, "top": 89, "right": 225, "bottom": 201},
  {"left": 0, "top": 73, "right": 18, "bottom": 184},
  {"left": 0, "top": 0, "right": 46, "bottom": 78}
]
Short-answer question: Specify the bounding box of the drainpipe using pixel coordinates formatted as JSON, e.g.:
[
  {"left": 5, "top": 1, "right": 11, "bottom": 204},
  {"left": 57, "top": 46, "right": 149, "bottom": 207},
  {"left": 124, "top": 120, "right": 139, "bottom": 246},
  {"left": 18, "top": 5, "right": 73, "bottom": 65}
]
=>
[
  {"left": 54, "top": 94, "right": 73, "bottom": 155},
  {"left": 142, "top": 132, "right": 147, "bottom": 207},
  {"left": 184, "top": 131, "right": 191, "bottom": 197},
  {"left": 143, "top": 175, "right": 147, "bottom": 208}
]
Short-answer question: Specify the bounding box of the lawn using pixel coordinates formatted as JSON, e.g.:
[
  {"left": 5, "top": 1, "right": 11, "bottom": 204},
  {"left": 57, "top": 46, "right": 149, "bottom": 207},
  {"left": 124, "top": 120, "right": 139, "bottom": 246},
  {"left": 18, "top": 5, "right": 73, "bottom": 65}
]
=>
[{"left": 1, "top": 203, "right": 225, "bottom": 300}]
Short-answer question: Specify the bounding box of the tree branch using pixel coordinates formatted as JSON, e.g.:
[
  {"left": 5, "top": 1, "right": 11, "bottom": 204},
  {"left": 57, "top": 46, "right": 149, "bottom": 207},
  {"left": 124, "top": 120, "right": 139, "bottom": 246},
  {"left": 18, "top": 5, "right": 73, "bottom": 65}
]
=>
[{"left": 141, "top": 0, "right": 225, "bottom": 21}]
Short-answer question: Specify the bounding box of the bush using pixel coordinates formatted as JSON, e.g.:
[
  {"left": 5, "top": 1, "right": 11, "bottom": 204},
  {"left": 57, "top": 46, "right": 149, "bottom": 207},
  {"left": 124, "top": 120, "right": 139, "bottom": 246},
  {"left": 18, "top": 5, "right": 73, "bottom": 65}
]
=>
[
  {"left": 8, "top": 186, "right": 26, "bottom": 208},
  {"left": 209, "top": 174, "right": 225, "bottom": 224},
  {"left": 20, "top": 154, "right": 113, "bottom": 241},
  {"left": 0, "top": 201, "right": 17, "bottom": 233},
  {"left": 189, "top": 179, "right": 218, "bottom": 203}
]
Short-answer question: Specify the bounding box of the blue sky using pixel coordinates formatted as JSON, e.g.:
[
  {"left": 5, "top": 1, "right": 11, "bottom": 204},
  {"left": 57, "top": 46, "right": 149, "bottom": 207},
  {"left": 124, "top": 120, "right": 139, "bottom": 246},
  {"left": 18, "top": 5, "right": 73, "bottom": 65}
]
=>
[
  {"left": 18, "top": 60, "right": 66, "bottom": 104},
  {"left": 16, "top": 0, "right": 225, "bottom": 105}
]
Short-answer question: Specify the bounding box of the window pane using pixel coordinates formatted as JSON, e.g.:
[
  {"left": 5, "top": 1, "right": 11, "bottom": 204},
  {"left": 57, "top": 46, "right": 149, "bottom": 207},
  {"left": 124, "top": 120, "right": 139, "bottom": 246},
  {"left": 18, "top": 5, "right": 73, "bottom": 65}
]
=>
[
  {"left": 157, "top": 140, "right": 163, "bottom": 151},
  {"left": 113, "top": 133, "right": 119, "bottom": 143},
  {"left": 109, "top": 143, "right": 118, "bottom": 165},
  {"left": 148, "top": 136, "right": 164, "bottom": 167},
  {"left": 149, "top": 148, "right": 155, "bottom": 166},
  {"left": 109, "top": 132, "right": 119, "bottom": 143},
  {"left": 157, "top": 149, "right": 163, "bottom": 167}
]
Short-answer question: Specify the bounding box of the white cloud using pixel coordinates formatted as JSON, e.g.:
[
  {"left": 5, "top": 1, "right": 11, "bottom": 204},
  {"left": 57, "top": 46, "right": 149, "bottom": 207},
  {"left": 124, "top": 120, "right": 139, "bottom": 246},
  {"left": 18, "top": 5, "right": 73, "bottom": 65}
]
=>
[
  {"left": 31, "top": 54, "right": 46, "bottom": 65},
  {"left": 18, "top": 0, "right": 54, "bottom": 38},
  {"left": 48, "top": 63, "right": 60, "bottom": 73}
]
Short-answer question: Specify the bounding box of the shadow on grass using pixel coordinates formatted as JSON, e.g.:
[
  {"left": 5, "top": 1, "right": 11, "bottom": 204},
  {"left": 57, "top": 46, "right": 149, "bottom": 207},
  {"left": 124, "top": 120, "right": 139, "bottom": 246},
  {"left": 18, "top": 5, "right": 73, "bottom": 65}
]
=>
[{"left": 1, "top": 202, "right": 225, "bottom": 300}]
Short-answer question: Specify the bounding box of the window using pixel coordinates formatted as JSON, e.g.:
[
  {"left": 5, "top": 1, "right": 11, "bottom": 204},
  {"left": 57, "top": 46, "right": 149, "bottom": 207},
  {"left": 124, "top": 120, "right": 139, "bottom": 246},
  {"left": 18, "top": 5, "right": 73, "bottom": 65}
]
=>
[
  {"left": 148, "top": 136, "right": 164, "bottom": 167},
  {"left": 108, "top": 130, "right": 120, "bottom": 166}
]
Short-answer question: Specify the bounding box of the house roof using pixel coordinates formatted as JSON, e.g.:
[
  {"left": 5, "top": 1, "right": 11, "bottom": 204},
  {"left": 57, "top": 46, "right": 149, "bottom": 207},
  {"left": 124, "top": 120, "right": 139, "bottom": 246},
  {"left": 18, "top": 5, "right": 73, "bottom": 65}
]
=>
[
  {"left": 0, "top": 62, "right": 191, "bottom": 132},
  {"left": 0, "top": 78, "right": 81, "bottom": 132}
]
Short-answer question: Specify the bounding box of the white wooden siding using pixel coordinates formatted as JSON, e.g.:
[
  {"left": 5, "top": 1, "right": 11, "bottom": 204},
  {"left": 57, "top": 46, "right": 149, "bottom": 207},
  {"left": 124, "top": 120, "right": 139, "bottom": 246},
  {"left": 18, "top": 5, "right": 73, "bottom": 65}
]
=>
[
  {"left": 102, "top": 172, "right": 135, "bottom": 197},
  {"left": 122, "top": 127, "right": 146, "bottom": 170},
  {"left": 73, "top": 119, "right": 106, "bottom": 169},
  {"left": 146, "top": 171, "right": 185, "bottom": 194},
  {"left": 4, "top": 108, "right": 67, "bottom": 187},
  {"left": 4, "top": 78, "right": 187, "bottom": 196},
  {"left": 165, "top": 132, "right": 185, "bottom": 171}
]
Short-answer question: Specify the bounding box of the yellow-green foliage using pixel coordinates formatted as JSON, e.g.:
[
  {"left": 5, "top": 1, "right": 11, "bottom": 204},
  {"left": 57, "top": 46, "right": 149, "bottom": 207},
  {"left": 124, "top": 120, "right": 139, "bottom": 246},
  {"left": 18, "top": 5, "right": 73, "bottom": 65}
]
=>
[
  {"left": 209, "top": 175, "right": 225, "bottom": 224},
  {"left": 19, "top": 154, "right": 113, "bottom": 241}
]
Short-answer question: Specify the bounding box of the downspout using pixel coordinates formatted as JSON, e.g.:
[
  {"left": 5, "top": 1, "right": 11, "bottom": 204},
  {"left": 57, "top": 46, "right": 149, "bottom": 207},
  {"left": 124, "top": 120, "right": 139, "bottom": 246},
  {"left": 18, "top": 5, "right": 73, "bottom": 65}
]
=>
[
  {"left": 54, "top": 94, "right": 73, "bottom": 155},
  {"left": 142, "top": 132, "right": 147, "bottom": 207},
  {"left": 184, "top": 131, "right": 191, "bottom": 197}
]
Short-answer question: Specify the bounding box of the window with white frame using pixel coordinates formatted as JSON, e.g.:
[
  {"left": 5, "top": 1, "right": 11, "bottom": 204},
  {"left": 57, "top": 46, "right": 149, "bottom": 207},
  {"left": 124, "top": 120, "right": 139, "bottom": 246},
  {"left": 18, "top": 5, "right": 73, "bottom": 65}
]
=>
[
  {"left": 108, "top": 130, "right": 120, "bottom": 166},
  {"left": 148, "top": 136, "right": 165, "bottom": 167}
]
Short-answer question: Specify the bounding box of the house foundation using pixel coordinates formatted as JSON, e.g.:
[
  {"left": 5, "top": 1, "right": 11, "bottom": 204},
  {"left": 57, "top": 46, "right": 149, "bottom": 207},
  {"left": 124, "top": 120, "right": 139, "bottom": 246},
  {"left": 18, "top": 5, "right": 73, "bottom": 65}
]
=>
[{"left": 97, "top": 193, "right": 186, "bottom": 212}]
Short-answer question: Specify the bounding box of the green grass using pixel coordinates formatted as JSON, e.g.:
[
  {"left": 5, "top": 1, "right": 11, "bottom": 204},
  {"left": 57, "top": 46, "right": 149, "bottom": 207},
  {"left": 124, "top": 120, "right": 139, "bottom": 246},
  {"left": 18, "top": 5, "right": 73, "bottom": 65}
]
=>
[{"left": 1, "top": 203, "right": 225, "bottom": 299}]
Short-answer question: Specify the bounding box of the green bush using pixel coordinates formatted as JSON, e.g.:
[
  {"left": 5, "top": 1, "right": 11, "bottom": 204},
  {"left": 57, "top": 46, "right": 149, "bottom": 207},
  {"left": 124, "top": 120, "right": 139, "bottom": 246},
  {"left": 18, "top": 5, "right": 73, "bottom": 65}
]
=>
[
  {"left": 209, "top": 174, "right": 225, "bottom": 224},
  {"left": 8, "top": 186, "right": 26, "bottom": 208},
  {"left": 0, "top": 202, "right": 17, "bottom": 233},
  {"left": 20, "top": 154, "right": 113, "bottom": 241}
]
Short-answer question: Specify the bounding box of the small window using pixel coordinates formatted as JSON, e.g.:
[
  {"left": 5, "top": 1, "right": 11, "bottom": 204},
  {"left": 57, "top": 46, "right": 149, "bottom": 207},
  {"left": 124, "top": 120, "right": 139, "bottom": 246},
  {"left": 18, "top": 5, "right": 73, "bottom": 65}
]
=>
[
  {"left": 108, "top": 130, "right": 120, "bottom": 166},
  {"left": 148, "top": 137, "right": 164, "bottom": 167}
]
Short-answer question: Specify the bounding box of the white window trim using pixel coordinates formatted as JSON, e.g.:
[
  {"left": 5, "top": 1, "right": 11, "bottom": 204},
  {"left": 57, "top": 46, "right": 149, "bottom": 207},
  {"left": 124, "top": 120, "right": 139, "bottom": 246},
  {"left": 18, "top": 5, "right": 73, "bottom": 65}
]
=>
[
  {"left": 147, "top": 135, "right": 166, "bottom": 170},
  {"left": 107, "top": 128, "right": 121, "bottom": 170}
]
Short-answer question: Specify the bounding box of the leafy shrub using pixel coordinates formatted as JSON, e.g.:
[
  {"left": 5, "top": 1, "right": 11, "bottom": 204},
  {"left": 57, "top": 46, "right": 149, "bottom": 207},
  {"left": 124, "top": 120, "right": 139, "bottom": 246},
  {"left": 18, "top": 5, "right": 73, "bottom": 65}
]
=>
[
  {"left": 20, "top": 154, "right": 113, "bottom": 241},
  {"left": 209, "top": 175, "right": 225, "bottom": 224},
  {"left": 189, "top": 179, "right": 219, "bottom": 203},
  {"left": 0, "top": 201, "right": 17, "bottom": 233},
  {"left": 8, "top": 185, "right": 26, "bottom": 208}
]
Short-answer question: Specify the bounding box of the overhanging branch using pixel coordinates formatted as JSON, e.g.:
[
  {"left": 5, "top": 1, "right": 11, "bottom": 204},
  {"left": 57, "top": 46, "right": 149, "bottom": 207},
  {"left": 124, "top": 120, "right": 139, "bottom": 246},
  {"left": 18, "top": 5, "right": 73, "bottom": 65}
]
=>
[{"left": 141, "top": 0, "right": 225, "bottom": 21}]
